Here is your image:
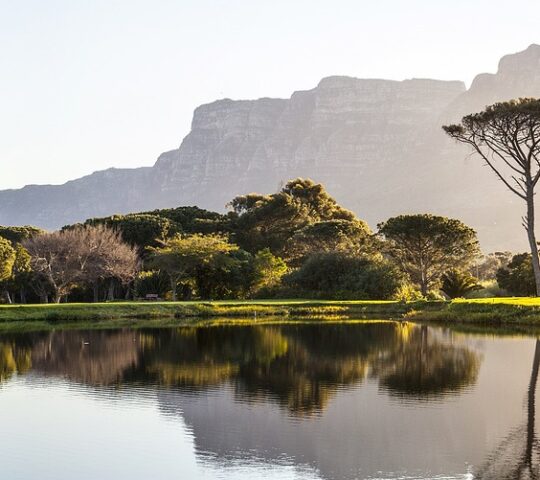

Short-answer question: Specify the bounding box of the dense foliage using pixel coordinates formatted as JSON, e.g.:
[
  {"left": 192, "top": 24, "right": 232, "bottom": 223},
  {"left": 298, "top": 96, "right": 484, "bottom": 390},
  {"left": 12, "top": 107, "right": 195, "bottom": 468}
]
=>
[
  {"left": 496, "top": 253, "right": 536, "bottom": 296},
  {"left": 284, "top": 252, "right": 405, "bottom": 300},
  {"left": 0, "top": 226, "right": 44, "bottom": 244},
  {"left": 147, "top": 234, "right": 239, "bottom": 301},
  {"left": 78, "top": 206, "right": 228, "bottom": 250},
  {"left": 229, "top": 178, "right": 357, "bottom": 255},
  {"left": 0, "top": 237, "right": 15, "bottom": 283}
]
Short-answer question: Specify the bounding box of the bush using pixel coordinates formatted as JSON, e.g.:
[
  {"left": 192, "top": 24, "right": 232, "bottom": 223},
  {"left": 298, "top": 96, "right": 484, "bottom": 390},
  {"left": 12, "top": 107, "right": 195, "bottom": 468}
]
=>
[
  {"left": 283, "top": 252, "right": 406, "bottom": 300},
  {"left": 393, "top": 284, "right": 424, "bottom": 301}
]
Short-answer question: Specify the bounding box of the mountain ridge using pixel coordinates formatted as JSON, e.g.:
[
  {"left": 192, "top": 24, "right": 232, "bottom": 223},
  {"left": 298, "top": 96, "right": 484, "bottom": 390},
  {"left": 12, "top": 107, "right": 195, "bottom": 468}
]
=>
[{"left": 2, "top": 45, "right": 540, "bottom": 251}]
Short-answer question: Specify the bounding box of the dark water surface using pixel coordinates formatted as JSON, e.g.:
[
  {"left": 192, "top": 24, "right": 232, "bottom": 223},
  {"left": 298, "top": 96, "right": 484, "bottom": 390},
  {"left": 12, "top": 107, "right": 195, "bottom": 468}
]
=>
[{"left": 0, "top": 321, "right": 538, "bottom": 479}]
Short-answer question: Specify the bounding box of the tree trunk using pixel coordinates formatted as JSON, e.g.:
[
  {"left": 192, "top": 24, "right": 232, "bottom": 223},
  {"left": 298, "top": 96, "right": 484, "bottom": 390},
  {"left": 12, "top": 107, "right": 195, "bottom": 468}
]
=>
[
  {"left": 3, "top": 291, "right": 12, "bottom": 304},
  {"left": 107, "top": 280, "right": 115, "bottom": 301},
  {"left": 526, "top": 190, "right": 540, "bottom": 296},
  {"left": 93, "top": 284, "right": 99, "bottom": 303},
  {"left": 170, "top": 276, "right": 177, "bottom": 302},
  {"left": 20, "top": 289, "right": 26, "bottom": 304},
  {"left": 420, "top": 275, "right": 428, "bottom": 297},
  {"left": 52, "top": 289, "right": 62, "bottom": 304}
]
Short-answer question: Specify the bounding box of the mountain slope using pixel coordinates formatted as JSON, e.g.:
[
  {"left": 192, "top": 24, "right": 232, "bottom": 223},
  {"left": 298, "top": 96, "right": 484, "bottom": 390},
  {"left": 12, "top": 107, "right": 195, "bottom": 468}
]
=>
[{"left": 2, "top": 45, "right": 540, "bottom": 250}]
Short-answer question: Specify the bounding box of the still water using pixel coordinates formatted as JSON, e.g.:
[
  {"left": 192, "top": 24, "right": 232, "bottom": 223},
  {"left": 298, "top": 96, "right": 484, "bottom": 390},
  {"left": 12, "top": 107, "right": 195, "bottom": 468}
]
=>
[{"left": 0, "top": 321, "right": 538, "bottom": 479}]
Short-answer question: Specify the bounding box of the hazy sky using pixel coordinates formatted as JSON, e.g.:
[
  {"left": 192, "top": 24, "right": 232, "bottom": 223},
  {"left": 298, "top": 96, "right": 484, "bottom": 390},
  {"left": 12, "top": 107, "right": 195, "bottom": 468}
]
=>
[{"left": 1, "top": 0, "right": 539, "bottom": 190}]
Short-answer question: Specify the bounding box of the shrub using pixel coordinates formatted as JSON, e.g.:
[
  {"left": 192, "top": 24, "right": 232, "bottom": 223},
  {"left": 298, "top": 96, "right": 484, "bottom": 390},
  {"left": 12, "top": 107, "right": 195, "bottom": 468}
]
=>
[
  {"left": 440, "top": 270, "right": 481, "bottom": 299},
  {"left": 283, "top": 252, "right": 405, "bottom": 300}
]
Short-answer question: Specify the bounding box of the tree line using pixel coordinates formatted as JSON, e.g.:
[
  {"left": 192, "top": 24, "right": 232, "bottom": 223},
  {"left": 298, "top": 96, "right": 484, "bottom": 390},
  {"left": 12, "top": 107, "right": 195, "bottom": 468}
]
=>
[{"left": 0, "top": 176, "right": 524, "bottom": 304}]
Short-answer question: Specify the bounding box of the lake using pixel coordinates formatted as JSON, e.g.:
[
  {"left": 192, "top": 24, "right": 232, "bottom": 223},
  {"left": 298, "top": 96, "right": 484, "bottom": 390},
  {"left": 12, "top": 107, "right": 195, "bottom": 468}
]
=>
[{"left": 0, "top": 321, "right": 538, "bottom": 479}]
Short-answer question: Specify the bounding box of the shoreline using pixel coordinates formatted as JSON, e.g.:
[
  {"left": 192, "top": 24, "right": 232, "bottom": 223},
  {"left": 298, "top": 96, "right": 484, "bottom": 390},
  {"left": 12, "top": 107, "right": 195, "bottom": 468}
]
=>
[
  {"left": 0, "top": 299, "right": 423, "bottom": 323},
  {"left": 2, "top": 298, "right": 540, "bottom": 331}
]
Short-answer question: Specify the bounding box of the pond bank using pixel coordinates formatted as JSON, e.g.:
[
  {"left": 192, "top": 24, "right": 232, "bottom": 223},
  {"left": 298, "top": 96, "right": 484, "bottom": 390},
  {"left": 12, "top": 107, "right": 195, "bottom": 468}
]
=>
[
  {"left": 0, "top": 299, "right": 425, "bottom": 324},
  {"left": 2, "top": 298, "right": 540, "bottom": 329},
  {"left": 406, "top": 298, "right": 540, "bottom": 325}
]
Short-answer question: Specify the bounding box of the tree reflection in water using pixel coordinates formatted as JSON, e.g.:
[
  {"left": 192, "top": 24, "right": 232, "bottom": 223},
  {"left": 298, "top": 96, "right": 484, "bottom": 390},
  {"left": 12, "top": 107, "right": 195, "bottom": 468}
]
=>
[
  {"left": 474, "top": 338, "right": 540, "bottom": 479},
  {"left": 0, "top": 322, "right": 481, "bottom": 415},
  {"left": 375, "top": 325, "right": 480, "bottom": 399}
]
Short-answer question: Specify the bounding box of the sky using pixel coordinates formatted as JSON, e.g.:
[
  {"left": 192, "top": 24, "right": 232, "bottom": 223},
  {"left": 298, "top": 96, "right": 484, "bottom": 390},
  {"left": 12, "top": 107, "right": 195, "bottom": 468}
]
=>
[{"left": 1, "top": 0, "right": 539, "bottom": 190}]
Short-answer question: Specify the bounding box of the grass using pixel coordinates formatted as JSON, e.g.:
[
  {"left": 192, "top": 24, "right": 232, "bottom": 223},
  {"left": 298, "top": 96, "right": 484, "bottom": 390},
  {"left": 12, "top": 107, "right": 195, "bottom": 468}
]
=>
[
  {"left": 3, "top": 297, "right": 540, "bottom": 330},
  {"left": 407, "top": 297, "right": 540, "bottom": 325},
  {"left": 0, "top": 299, "right": 429, "bottom": 324}
]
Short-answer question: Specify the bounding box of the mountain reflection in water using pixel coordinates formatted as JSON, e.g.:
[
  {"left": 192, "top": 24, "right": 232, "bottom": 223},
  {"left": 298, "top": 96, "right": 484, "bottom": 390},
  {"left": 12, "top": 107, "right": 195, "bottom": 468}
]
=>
[{"left": 0, "top": 322, "right": 537, "bottom": 480}]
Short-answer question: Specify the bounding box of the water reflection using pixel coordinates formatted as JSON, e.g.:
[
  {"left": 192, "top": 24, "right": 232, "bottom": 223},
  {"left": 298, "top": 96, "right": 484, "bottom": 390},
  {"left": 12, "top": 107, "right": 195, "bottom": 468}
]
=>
[
  {"left": 3, "top": 322, "right": 536, "bottom": 479},
  {"left": 0, "top": 323, "right": 481, "bottom": 412},
  {"left": 376, "top": 325, "right": 480, "bottom": 399},
  {"left": 475, "top": 338, "right": 540, "bottom": 479}
]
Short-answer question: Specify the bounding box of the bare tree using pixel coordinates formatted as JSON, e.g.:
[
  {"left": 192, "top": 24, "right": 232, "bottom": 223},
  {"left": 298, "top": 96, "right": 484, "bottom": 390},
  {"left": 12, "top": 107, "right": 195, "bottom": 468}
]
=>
[
  {"left": 23, "top": 229, "right": 90, "bottom": 303},
  {"left": 82, "top": 225, "right": 139, "bottom": 301},
  {"left": 444, "top": 99, "right": 540, "bottom": 295},
  {"left": 23, "top": 225, "right": 139, "bottom": 303}
]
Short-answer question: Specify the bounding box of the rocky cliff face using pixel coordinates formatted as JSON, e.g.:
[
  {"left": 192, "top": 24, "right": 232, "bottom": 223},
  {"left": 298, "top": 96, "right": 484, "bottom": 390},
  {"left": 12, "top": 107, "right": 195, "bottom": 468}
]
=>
[
  {"left": 2, "top": 45, "right": 540, "bottom": 250},
  {"left": 153, "top": 77, "right": 465, "bottom": 211}
]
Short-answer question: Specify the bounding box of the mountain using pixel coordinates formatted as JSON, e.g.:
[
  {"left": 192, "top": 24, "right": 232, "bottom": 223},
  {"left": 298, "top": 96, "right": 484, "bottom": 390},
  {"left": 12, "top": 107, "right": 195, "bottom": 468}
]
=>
[{"left": 2, "top": 45, "right": 540, "bottom": 250}]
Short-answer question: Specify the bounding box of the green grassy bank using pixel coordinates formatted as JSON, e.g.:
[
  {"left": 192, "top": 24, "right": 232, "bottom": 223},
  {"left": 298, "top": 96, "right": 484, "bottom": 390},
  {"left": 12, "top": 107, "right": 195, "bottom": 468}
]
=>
[
  {"left": 0, "top": 299, "right": 429, "bottom": 324},
  {"left": 406, "top": 297, "right": 540, "bottom": 325},
  {"left": 3, "top": 297, "right": 540, "bottom": 330}
]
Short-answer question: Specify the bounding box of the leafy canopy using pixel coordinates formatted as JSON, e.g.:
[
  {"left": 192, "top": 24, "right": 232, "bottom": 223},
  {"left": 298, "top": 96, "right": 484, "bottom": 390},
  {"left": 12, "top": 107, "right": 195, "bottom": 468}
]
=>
[
  {"left": 0, "top": 237, "right": 16, "bottom": 283},
  {"left": 287, "top": 219, "right": 372, "bottom": 264},
  {"left": 229, "top": 178, "right": 357, "bottom": 255},
  {"left": 0, "top": 226, "right": 44, "bottom": 245},
  {"left": 147, "top": 234, "right": 239, "bottom": 299},
  {"left": 378, "top": 214, "right": 480, "bottom": 295},
  {"left": 496, "top": 253, "right": 536, "bottom": 296},
  {"left": 443, "top": 98, "right": 540, "bottom": 201}
]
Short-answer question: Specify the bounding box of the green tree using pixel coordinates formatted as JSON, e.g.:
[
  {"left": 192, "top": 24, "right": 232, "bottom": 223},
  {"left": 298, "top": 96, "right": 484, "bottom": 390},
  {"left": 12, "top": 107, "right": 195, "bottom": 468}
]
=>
[
  {"left": 194, "top": 249, "right": 254, "bottom": 299},
  {"left": 286, "top": 219, "right": 372, "bottom": 264},
  {"left": 378, "top": 214, "right": 480, "bottom": 296},
  {"left": 440, "top": 269, "right": 481, "bottom": 299},
  {"left": 229, "top": 178, "right": 356, "bottom": 255},
  {"left": 83, "top": 214, "right": 175, "bottom": 250},
  {"left": 147, "top": 234, "right": 238, "bottom": 301},
  {"left": 444, "top": 99, "right": 540, "bottom": 295},
  {"left": 0, "top": 226, "right": 44, "bottom": 244},
  {"left": 0, "top": 237, "right": 15, "bottom": 283},
  {"left": 142, "top": 206, "right": 228, "bottom": 234},
  {"left": 496, "top": 253, "right": 536, "bottom": 296},
  {"left": 251, "top": 248, "right": 288, "bottom": 294},
  {"left": 6, "top": 245, "right": 32, "bottom": 303},
  {"left": 0, "top": 237, "right": 16, "bottom": 302}
]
